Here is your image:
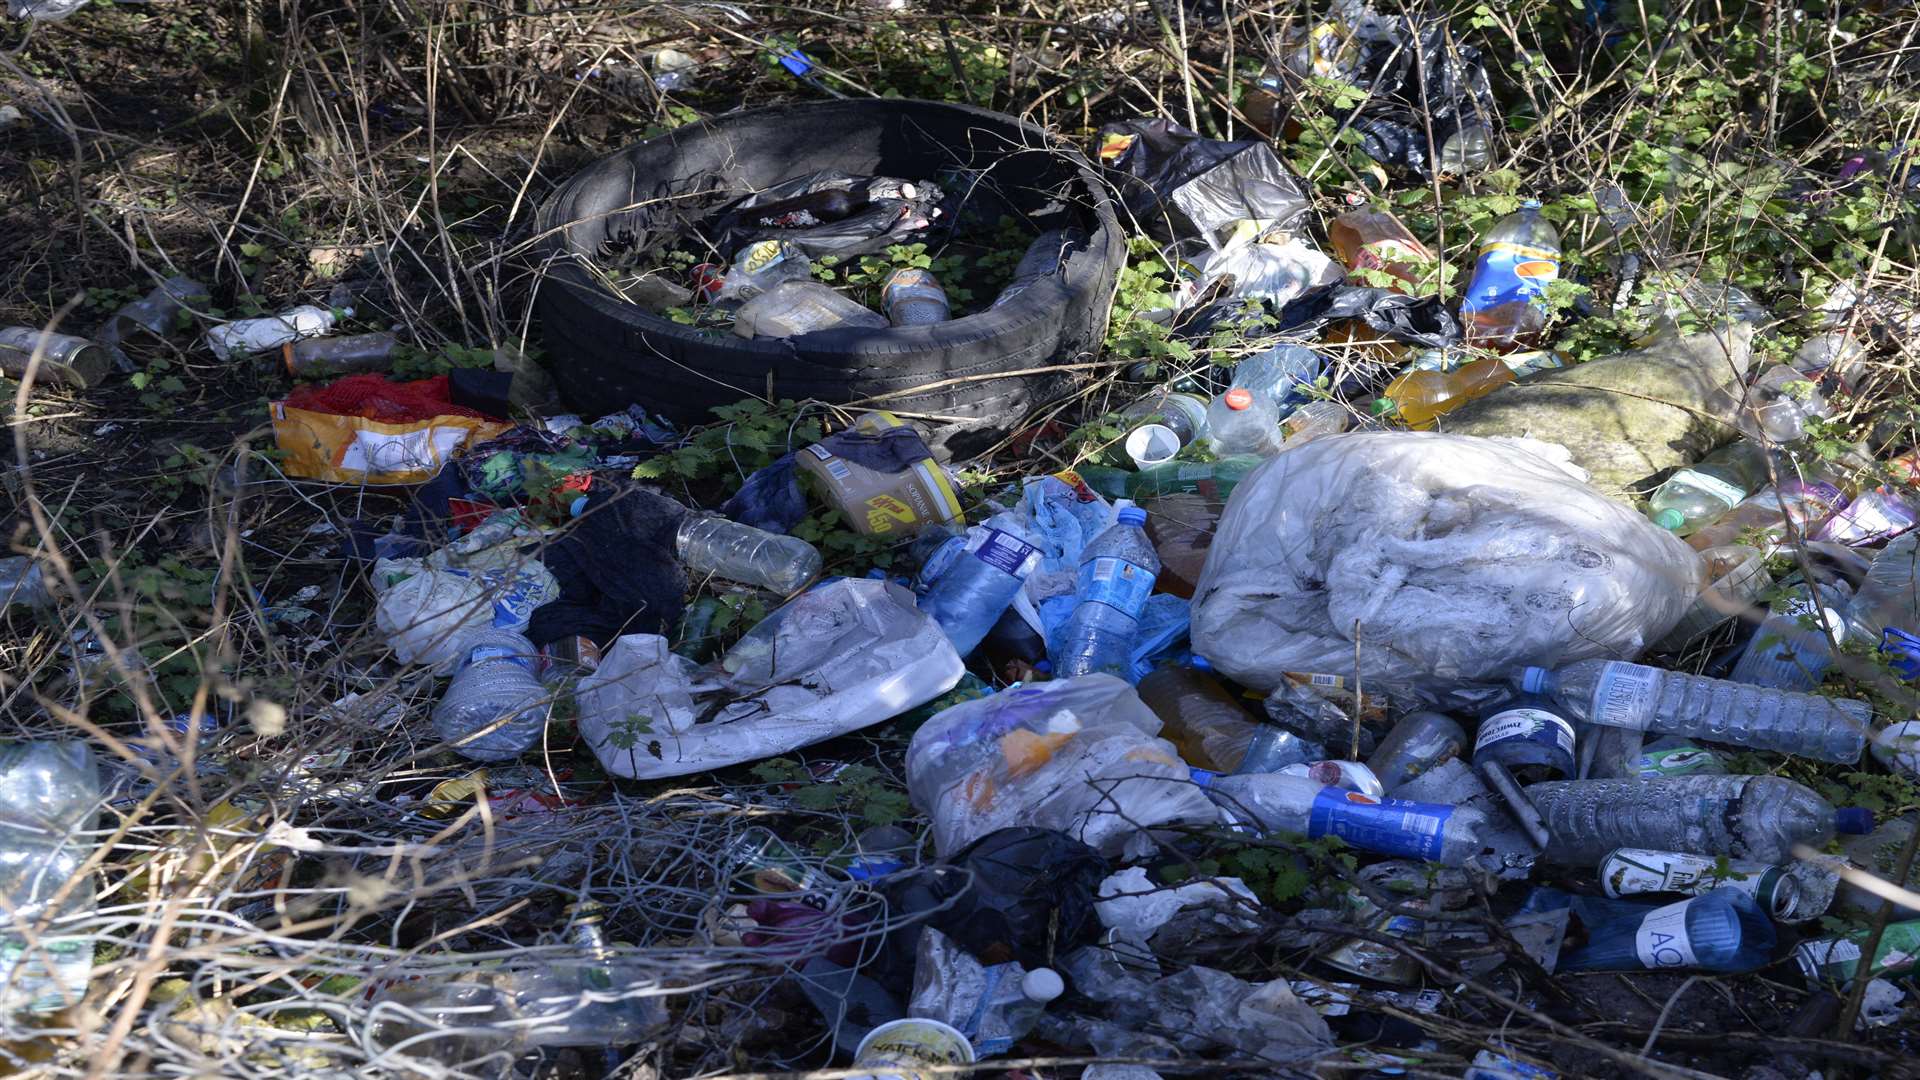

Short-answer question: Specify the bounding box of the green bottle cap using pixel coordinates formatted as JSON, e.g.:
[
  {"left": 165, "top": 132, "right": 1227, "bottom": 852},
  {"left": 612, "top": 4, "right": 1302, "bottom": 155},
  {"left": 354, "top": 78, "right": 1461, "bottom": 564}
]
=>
[
  {"left": 1370, "top": 396, "right": 1397, "bottom": 417},
  {"left": 1652, "top": 508, "right": 1685, "bottom": 531}
]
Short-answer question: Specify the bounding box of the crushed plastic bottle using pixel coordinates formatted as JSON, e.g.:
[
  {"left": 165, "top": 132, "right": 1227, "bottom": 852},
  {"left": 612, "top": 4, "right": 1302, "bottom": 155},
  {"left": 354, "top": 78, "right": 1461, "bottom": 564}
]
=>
[
  {"left": 1366, "top": 711, "right": 1467, "bottom": 794},
  {"left": 1205, "top": 387, "right": 1286, "bottom": 457},
  {"left": 431, "top": 629, "right": 552, "bottom": 761},
  {"left": 1119, "top": 390, "right": 1210, "bottom": 469},
  {"left": 1816, "top": 484, "right": 1919, "bottom": 545},
  {"left": 1329, "top": 201, "right": 1434, "bottom": 295},
  {"left": 1138, "top": 665, "right": 1319, "bottom": 774},
  {"left": 713, "top": 240, "right": 813, "bottom": 302},
  {"left": 1727, "top": 577, "right": 1851, "bottom": 690},
  {"left": 676, "top": 515, "right": 824, "bottom": 594},
  {"left": 1653, "top": 544, "right": 1772, "bottom": 652},
  {"left": 1685, "top": 470, "right": 1851, "bottom": 552},
  {"left": 1522, "top": 775, "right": 1874, "bottom": 865},
  {"left": 1460, "top": 200, "right": 1562, "bottom": 351},
  {"left": 733, "top": 280, "right": 887, "bottom": 338},
  {"left": 1518, "top": 659, "right": 1869, "bottom": 763},
  {"left": 1736, "top": 364, "right": 1831, "bottom": 445},
  {"left": 909, "top": 927, "right": 1062, "bottom": 1057},
  {"left": 1846, "top": 532, "right": 1920, "bottom": 644},
  {"left": 915, "top": 525, "right": 1041, "bottom": 657},
  {"left": 1648, "top": 441, "right": 1771, "bottom": 535},
  {"left": 281, "top": 331, "right": 401, "bottom": 377},
  {"left": 1281, "top": 399, "right": 1351, "bottom": 445},
  {"left": 1051, "top": 504, "right": 1160, "bottom": 680},
  {"left": 1198, "top": 771, "right": 1496, "bottom": 866}
]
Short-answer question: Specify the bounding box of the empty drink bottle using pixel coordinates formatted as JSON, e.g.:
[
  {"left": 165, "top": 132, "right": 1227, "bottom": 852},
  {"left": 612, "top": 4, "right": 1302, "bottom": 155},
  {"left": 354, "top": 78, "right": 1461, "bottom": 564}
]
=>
[
  {"left": 1686, "top": 471, "right": 1851, "bottom": 552},
  {"left": 1373, "top": 358, "right": 1514, "bottom": 429},
  {"left": 1522, "top": 774, "right": 1874, "bottom": 864},
  {"left": 676, "top": 515, "right": 823, "bottom": 594},
  {"left": 1649, "top": 440, "right": 1771, "bottom": 535},
  {"left": 1198, "top": 771, "right": 1493, "bottom": 865},
  {"left": 1541, "top": 888, "right": 1776, "bottom": 973},
  {"left": 1727, "top": 577, "right": 1851, "bottom": 690},
  {"left": 1282, "top": 400, "right": 1351, "bottom": 445},
  {"left": 1052, "top": 504, "right": 1160, "bottom": 680},
  {"left": 1118, "top": 390, "right": 1210, "bottom": 468},
  {"left": 1736, "top": 364, "right": 1830, "bottom": 445},
  {"left": 1846, "top": 532, "right": 1920, "bottom": 644},
  {"left": 1329, "top": 201, "right": 1434, "bottom": 294},
  {"left": 432, "top": 629, "right": 552, "bottom": 761},
  {"left": 1517, "top": 659, "right": 1869, "bottom": 763},
  {"left": 916, "top": 525, "right": 1042, "bottom": 657},
  {"left": 1460, "top": 200, "right": 1562, "bottom": 351},
  {"left": 1206, "top": 387, "right": 1286, "bottom": 457},
  {"left": 1136, "top": 665, "right": 1319, "bottom": 774},
  {"left": 881, "top": 268, "right": 951, "bottom": 326},
  {"left": 205, "top": 305, "right": 345, "bottom": 360},
  {"left": 733, "top": 281, "right": 887, "bottom": 338},
  {"left": 1124, "top": 456, "right": 1263, "bottom": 501},
  {"left": 1366, "top": 711, "right": 1467, "bottom": 794}
]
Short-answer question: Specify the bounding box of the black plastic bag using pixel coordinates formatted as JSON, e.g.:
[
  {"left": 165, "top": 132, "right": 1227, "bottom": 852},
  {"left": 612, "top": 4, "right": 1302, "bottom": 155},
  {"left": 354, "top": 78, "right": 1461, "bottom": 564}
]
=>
[
  {"left": 701, "top": 170, "right": 945, "bottom": 261},
  {"left": 1276, "top": 284, "right": 1460, "bottom": 349},
  {"left": 867, "top": 827, "right": 1107, "bottom": 993},
  {"left": 1335, "top": 15, "right": 1496, "bottom": 179},
  {"left": 1096, "top": 118, "right": 1311, "bottom": 247}
]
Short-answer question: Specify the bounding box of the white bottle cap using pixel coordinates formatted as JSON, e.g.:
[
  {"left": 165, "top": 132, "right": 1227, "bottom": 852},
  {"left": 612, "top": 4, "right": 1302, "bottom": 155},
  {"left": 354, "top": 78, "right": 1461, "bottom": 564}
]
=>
[{"left": 1022, "top": 967, "right": 1064, "bottom": 1003}]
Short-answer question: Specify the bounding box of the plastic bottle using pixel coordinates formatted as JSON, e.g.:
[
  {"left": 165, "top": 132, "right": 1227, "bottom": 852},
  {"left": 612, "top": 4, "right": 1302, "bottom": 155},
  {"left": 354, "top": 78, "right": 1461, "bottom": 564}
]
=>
[
  {"left": 1281, "top": 400, "right": 1350, "bottom": 445},
  {"left": 916, "top": 525, "right": 1042, "bottom": 657},
  {"left": 432, "top": 630, "right": 551, "bottom": 761},
  {"left": 976, "top": 968, "right": 1063, "bottom": 1055},
  {"left": 1117, "top": 391, "right": 1210, "bottom": 469},
  {"left": 1517, "top": 659, "right": 1869, "bottom": 764},
  {"left": 1051, "top": 505, "right": 1160, "bottom": 680},
  {"left": 990, "top": 229, "right": 1085, "bottom": 309},
  {"left": 881, "top": 269, "right": 951, "bottom": 326},
  {"left": 1736, "top": 364, "right": 1830, "bottom": 445},
  {"left": 1521, "top": 775, "right": 1874, "bottom": 864},
  {"left": 1648, "top": 441, "right": 1772, "bottom": 535},
  {"left": 675, "top": 515, "right": 823, "bottom": 594},
  {"left": 1684, "top": 472, "right": 1851, "bottom": 552},
  {"left": 1845, "top": 532, "right": 1920, "bottom": 644},
  {"left": 1653, "top": 544, "right": 1772, "bottom": 652},
  {"left": 1816, "top": 485, "right": 1919, "bottom": 545},
  {"left": 1329, "top": 202, "right": 1434, "bottom": 294},
  {"left": 1226, "top": 344, "right": 1323, "bottom": 413},
  {"left": 1139, "top": 492, "right": 1217, "bottom": 599},
  {"left": 1124, "top": 456, "right": 1262, "bottom": 501},
  {"left": 1136, "top": 666, "right": 1274, "bottom": 773},
  {"left": 1373, "top": 358, "right": 1514, "bottom": 430},
  {"left": 1549, "top": 888, "right": 1776, "bottom": 974},
  {"left": 1796, "top": 920, "right": 1920, "bottom": 985},
  {"left": 713, "top": 240, "right": 813, "bottom": 302},
  {"left": 1599, "top": 848, "right": 1803, "bottom": 920},
  {"left": 1460, "top": 200, "right": 1562, "bottom": 351},
  {"left": 98, "top": 275, "right": 203, "bottom": 367},
  {"left": 1440, "top": 122, "right": 1493, "bottom": 175},
  {"left": 0, "top": 327, "right": 110, "bottom": 389},
  {"left": 1199, "top": 771, "right": 1493, "bottom": 865},
  {"left": 1727, "top": 577, "right": 1852, "bottom": 690},
  {"left": 281, "top": 332, "right": 400, "bottom": 377},
  {"left": 1205, "top": 387, "right": 1286, "bottom": 457},
  {"left": 205, "top": 304, "right": 345, "bottom": 360},
  {"left": 733, "top": 280, "right": 887, "bottom": 338},
  {"left": 0, "top": 742, "right": 99, "bottom": 1015},
  {"left": 1366, "top": 711, "right": 1467, "bottom": 794}
]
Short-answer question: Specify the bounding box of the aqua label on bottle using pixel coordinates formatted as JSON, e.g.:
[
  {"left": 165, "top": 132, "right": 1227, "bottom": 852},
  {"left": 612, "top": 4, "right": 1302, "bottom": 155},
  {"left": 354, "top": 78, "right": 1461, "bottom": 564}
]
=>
[{"left": 1078, "top": 557, "right": 1155, "bottom": 618}]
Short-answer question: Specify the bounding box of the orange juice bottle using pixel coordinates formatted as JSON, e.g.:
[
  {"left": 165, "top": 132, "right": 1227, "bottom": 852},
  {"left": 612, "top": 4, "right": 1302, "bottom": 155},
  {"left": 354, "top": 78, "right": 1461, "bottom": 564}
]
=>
[{"left": 1373, "top": 357, "right": 1515, "bottom": 429}]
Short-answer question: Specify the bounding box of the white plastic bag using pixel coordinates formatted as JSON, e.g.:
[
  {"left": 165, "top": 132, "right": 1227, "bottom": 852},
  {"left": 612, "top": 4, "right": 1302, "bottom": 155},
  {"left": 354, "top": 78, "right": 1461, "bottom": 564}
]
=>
[
  {"left": 371, "top": 512, "right": 560, "bottom": 674},
  {"left": 578, "top": 579, "right": 962, "bottom": 779},
  {"left": 906, "top": 674, "right": 1220, "bottom": 859},
  {"left": 1190, "top": 432, "right": 1700, "bottom": 696}
]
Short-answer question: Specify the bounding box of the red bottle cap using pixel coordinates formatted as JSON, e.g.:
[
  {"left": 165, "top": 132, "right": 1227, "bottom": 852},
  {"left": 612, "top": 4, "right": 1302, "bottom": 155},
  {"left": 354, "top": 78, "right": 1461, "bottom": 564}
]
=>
[{"left": 1224, "top": 388, "right": 1253, "bottom": 410}]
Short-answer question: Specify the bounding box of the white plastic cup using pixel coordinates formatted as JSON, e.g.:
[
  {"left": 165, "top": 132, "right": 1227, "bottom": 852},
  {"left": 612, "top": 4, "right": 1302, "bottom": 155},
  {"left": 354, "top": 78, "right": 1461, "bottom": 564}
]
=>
[
  {"left": 1124, "top": 423, "right": 1183, "bottom": 468},
  {"left": 848, "top": 1017, "right": 975, "bottom": 1080}
]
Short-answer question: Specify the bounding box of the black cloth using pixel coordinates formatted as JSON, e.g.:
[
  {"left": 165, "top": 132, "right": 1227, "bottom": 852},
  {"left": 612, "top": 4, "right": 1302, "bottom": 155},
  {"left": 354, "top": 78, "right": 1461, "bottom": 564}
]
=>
[{"left": 527, "top": 481, "right": 689, "bottom": 647}]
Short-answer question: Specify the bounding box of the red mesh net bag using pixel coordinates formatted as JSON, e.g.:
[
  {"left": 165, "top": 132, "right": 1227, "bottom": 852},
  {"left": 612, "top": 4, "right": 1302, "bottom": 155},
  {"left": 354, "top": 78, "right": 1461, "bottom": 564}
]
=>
[{"left": 284, "top": 374, "right": 494, "bottom": 424}]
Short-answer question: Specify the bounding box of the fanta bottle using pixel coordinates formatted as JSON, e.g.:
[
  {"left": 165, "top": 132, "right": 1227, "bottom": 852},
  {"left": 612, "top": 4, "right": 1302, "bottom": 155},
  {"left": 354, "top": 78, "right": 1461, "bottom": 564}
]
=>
[{"left": 1460, "top": 201, "right": 1562, "bottom": 351}]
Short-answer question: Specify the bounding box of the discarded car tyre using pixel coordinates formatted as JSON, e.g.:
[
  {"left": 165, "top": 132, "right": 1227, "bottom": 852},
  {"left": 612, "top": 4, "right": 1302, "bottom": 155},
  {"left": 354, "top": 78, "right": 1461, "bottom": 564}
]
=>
[{"left": 534, "top": 98, "right": 1126, "bottom": 455}]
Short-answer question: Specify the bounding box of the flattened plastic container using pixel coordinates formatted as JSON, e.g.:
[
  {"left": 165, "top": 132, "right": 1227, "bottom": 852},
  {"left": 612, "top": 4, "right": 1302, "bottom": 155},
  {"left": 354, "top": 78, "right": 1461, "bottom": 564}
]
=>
[{"left": 535, "top": 99, "right": 1127, "bottom": 457}]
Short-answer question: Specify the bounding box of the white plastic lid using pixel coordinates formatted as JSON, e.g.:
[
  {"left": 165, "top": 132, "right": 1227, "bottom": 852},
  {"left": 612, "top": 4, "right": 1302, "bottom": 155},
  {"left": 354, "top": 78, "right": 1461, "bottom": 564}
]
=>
[{"left": 1022, "top": 967, "right": 1065, "bottom": 1003}]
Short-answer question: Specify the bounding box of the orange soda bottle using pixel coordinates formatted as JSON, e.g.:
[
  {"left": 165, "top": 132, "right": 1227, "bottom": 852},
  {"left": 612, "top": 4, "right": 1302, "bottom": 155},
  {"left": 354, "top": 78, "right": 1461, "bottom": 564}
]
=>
[
  {"left": 1329, "top": 198, "right": 1436, "bottom": 295},
  {"left": 1373, "top": 357, "right": 1515, "bottom": 429}
]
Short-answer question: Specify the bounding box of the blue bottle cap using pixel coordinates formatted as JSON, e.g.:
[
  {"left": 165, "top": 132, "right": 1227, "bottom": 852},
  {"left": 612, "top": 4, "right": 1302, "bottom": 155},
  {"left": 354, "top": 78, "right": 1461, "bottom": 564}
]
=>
[
  {"left": 1117, "top": 506, "right": 1147, "bottom": 527},
  {"left": 569, "top": 495, "right": 590, "bottom": 518},
  {"left": 1836, "top": 807, "right": 1875, "bottom": 835},
  {"left": 779, "top": 49, "right": 814, "bottom": 77},
  {"left": 1519, "top": 667, "right": 1551, "bottom": 694},
  {"left": 1033, "top": 659, "right": 1052, "bottom": 674},
  {"left": 1190, "top": 654, "right": 1215, "bottom": 673},
  {"left": 1188, "top": 767, "right": 1217, "bottom": 788},
  {"left": 1521, "top": 198, "right": 1542, "bottom": 209}
]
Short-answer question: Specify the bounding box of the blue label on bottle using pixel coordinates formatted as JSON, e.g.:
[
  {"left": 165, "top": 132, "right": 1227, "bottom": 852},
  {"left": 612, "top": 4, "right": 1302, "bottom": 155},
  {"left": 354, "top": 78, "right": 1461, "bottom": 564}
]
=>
[
  {"left": 1078, "top": 556, "right": 1154, "bottom": 618},
  {"left": 1306, "top": 788, "right": 1452, "bottom": 860},
  {"left": 972, "top": 529, "right": 1038, "bottom": 577},
  {"left": 1461, "top": 240, "right": 1560, "bottom": 314}
]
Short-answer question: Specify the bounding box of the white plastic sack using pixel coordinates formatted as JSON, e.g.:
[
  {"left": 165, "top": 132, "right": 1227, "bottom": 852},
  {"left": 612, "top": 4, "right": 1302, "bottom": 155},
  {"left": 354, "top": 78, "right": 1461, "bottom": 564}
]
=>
[
  {"left": 906, "top": 674, "right": 1220, "bottom": 859},
  {"left": 577, "top": 579, "right": 962, "bottom": 779},
  {"left": 1189, "top": 234, "right": 1342, "bottom": 308},
  {"left": 372, "top": 555, "right": 558, "bottom": 675},
  {"left": 1190, "top": 432, "right": 1701, "bottom": 696}
]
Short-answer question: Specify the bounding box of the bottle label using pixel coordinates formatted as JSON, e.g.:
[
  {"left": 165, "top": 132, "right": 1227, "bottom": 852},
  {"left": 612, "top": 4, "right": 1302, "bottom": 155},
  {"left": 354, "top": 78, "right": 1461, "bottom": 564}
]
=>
[
  {"left": 1593, "top": 663, "right": 1659, "bottom": 729},
  {"left": 1461, "top": 240, "right": 1561, "bottom": 313},
  {"left": 1500, "top": 349, "right": 1567, "bottom": 378},
  {"left": 1078, "top": 556, "right": 1155, "bottom": 618},
  {"left": 1306, "top": 788, "right": 1451, "bottom": 861},
  {"left": 1668, "top": 467, "right": 1749, "bottom": 511},
  {"left": 467, "top": 643, "right": 537, "bottom": 674},
  {"left": 739, "top": 240, "right": 789, "bottom": 275},
  {"left": 1631, "top": 745, "right": 1726, "bottom": 778},
  {"left": 1602, "top": 849, "right": 1774, "bottom": 903},
  {"left": 1634, "top": 899, "right": 1700, "bottom": 969},
  {"left": 1475, "top": 708, "right": 1576, "bottom": 758},
  {"left": 0, "top": 936, "right": 91, "bottom": 1014},
  {"left": 971, "top": 529, "right": 1039, "bottom": 577}
]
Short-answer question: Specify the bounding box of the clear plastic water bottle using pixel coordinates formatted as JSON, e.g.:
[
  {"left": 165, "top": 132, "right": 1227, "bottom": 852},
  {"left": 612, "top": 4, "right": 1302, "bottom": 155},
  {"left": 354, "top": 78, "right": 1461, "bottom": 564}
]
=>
[
  {"left": 1737, "top": 364, "right": 1830, "bottom": 445},
  {"left": 0, "top": 556, "right": 53, "bottom": 609},
  {"left": 1521, "top": 774, "right": 1874, "bottom": 864},
  {"left": 917, "top": 525, "right": 1042, "bottom": 657},
  {"left": 1845, "top": 532, "right": 1920, "bottom": 644},
  {"left": 1817, "top": 485, "right": 1920, "bottom": 545},
  {"left": 432, "top": 629, "right": 551, "bottom": 761},
  {"left": 676, "top": 515, "right": 823, "bottom": 594},
  {"left": 1366, "top": 711, "right": 1467, "bottom": 795},
  {"left": 1204, "top": 387, "right": 1286, "bottom": 457},
  {"left": 732, "top": 280, "right": 887, "bottom": 338},
  {"left": 1541, "top": 887, "right": 1776, "bottom": 973},
  {"left": 1648, "top": 441, "right": 1771, "bottom": 535},
  {"left": 1198, "top": 771, "right": 1493, "bottom": 865},
  {"left": 1517, "top": 659, "right": 1869, "bottom": 764},
  {"left": 1727, "top": 577, "right": 1852, "bottom": 690},
  {"left": 973, "top": 967, "right": 1064, "bottom": 1055},
  {"left": 0, "top": 742, "right": 99, "bottom": 1015},
  {"left": 1226, "top": 344, "right": 1323, "bottom": 412},
  {"left": 1051, "top": 504, "right": 1160, "bottom": 680}
]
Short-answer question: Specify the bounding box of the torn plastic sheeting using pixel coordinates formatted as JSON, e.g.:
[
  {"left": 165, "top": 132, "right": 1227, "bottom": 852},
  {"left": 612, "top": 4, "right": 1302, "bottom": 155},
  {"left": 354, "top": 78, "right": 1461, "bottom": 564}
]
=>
[
  {"left": 1096, "top": 118, "right": 1311, "bottom": 249},
  {"left": 1190, "top": 433, "right": 1701, "bottom": 699},
  {"left": 699, "top": 169, "right": 946, "bottom": 262},
  {"left": 1187, "top": 235, "right": 1343, "bottom": 309},
  {"left": 576, "top": 578, "right": 963, "bottom": 779},
  {"left": 1094, "top": 865, "right": 1260, "bottom": 940}
]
